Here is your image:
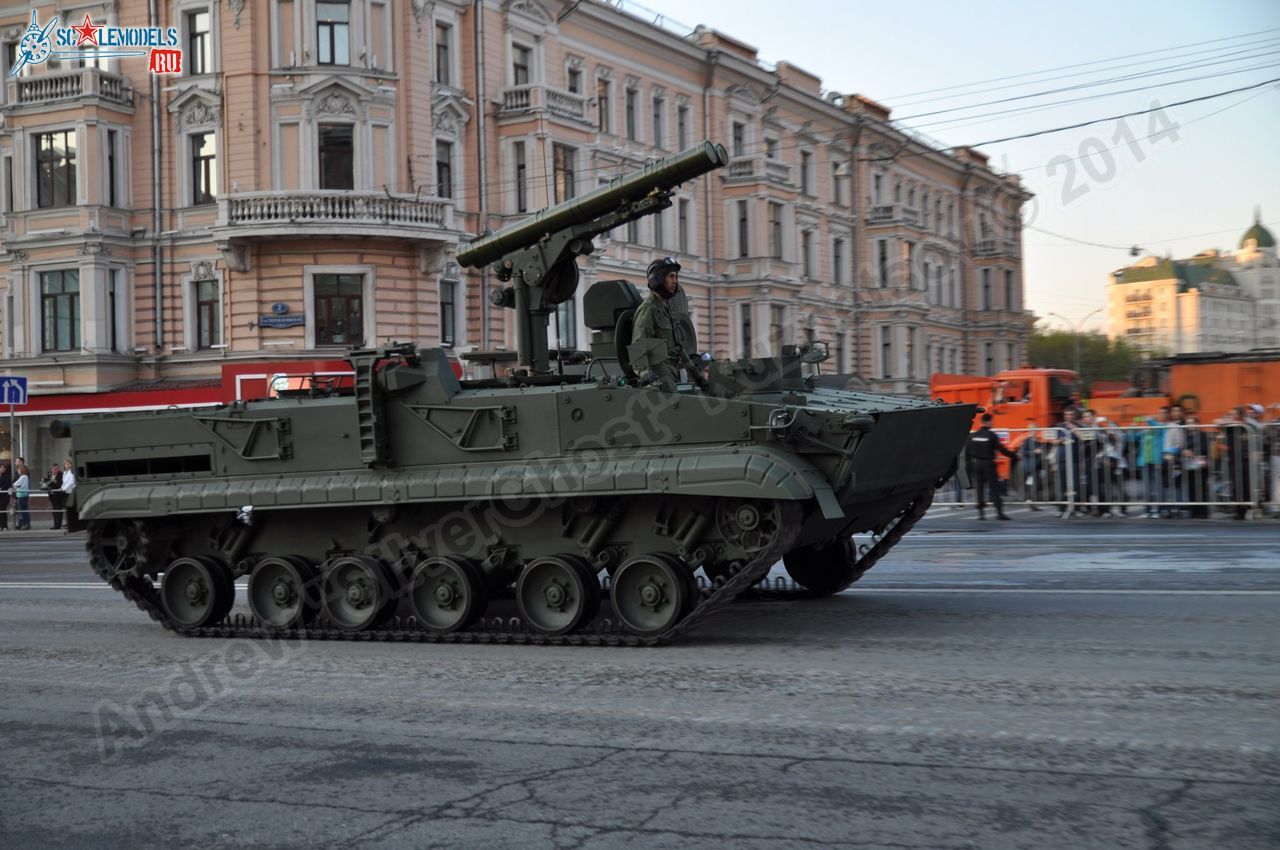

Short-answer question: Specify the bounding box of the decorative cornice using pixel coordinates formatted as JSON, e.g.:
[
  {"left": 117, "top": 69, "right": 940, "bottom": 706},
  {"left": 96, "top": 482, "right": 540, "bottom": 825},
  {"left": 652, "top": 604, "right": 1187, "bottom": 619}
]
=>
[
  {"left": 182, "top": 100, "right": 220, "bottom": 129},
  {"left": 8, "top": 249, "right": 28, "bottom": 264},
  {"left": 310, "top": 91, "right": 357, "bottom": 120},
  {"left": 226, "top": 0, "right": 244, "bottom": 29},
  {"left": 412, "top": 0, "right": 434, "bottom": 33}
]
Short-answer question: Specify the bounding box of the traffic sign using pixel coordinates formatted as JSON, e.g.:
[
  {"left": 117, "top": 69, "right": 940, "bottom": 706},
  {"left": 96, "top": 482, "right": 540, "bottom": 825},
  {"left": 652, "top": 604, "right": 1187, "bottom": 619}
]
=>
[{"left": 2, "top": 376, "right": 28, "bottom": 405}]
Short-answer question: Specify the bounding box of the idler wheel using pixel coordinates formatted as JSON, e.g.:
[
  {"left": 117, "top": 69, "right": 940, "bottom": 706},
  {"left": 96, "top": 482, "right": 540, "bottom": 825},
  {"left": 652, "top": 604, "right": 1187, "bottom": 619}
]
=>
[
  {"left": 160, "top": 556, "right": 234, "bottom": 628},
  {"left": 517, "top": 555, "right": 600, "bottom": 636},
  {"left": 249, "top": 556, "right": 320, "bottom": 630},
  {"left": 409, "top": 556, "right": 487, "bottom": 634},
  {"left": 86, "top": 519, "right": 149, "bottom": 581},
  {"left": 610, "top": 554, "right": 689, "bottom": 636},
  {"left": 783, "top": 536, "right": 859, "bottom": 597},
  {"left": 321, "top": 555, "right": 397, "bottom": 631}
]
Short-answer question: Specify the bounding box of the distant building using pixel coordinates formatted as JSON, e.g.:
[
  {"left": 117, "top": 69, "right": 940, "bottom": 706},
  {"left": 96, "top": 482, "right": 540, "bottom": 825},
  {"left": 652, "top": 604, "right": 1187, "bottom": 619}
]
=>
[
  {"left": 1107, "top": 213, "right": 1276, "bottom": 355},
  {"left": 0, "top": 1, "right": 1030, "bottom": 463}
]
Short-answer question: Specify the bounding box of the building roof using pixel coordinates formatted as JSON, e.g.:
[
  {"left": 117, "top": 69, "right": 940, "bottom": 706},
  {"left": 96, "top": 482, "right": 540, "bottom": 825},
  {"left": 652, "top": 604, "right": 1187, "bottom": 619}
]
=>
[
  {"left": 1240, "top": 221, "right": 1275, "bottom": 249},
  {"left": 1114, "top": 259, "right": 1239, "bottom": 292}
]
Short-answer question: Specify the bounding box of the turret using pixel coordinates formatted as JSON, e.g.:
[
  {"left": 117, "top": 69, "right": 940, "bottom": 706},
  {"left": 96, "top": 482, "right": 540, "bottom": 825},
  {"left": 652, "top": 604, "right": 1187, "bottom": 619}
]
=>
[{"left": 457, "top": 141, "right": 728, "bottom": 376}]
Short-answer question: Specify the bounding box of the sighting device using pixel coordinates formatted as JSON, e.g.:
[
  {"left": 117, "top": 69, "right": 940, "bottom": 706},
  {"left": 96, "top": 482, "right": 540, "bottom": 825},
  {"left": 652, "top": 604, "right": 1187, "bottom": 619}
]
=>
[{"left": 457, "top": 141, "right": 728, "bottom": 375}]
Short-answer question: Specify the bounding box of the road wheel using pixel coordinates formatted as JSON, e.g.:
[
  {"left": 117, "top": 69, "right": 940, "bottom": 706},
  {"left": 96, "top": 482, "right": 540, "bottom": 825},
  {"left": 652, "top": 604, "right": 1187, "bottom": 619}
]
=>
[
  {"left": 321, "top": 555, "right": 397, "bottom": 631},
  {"left": 610, "top": 554, "right": 689, "bottom": 636},
  {"left": 517, "top": 555, "right": 600, "bottom": 636},
  {"left": 409, "top": 556, "right": 487, "bottom": 634},
  {"left": 161, "top": 556, "right": 235, "bottom": 628},
  {"left": 248, "top": 556, "right": 320, "bottom": 630}
]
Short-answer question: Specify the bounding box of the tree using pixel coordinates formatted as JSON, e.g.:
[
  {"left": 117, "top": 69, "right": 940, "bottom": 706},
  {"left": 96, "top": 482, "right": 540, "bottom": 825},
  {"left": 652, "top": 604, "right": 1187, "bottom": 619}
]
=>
[{"left": 1027, "top": 327, "right": 1143, "bottom": 393}]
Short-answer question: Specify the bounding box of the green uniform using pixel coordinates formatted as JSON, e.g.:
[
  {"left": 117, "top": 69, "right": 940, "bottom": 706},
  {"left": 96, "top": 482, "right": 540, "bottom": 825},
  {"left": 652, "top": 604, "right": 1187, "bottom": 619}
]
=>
[{"left": 630, "top": 292, "right": 682, "bottom": 384}]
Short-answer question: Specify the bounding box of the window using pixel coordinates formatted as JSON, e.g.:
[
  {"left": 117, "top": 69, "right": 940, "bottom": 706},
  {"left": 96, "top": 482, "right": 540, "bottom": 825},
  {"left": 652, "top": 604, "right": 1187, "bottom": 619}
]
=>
[
  {"left": 737, "top": 200, "right": 749, "bottom": 258},
  {"left": 1005, "top": 269, "right": 1016, "bottom": 311},
  {"left": 556, "top": 298, "right": 576, "bottom": 348},
  {"left": 434, "top": 23, "right": 451, "bottom": 85},
  {"left": 835, "top": 332, "right": 846, "bottom": 373},
  {"left": 1005, "top": 342, "right": 1015, "bottom": 371},
  {"left": 196, "top": 279, "right": 221, "bottom": 349},
  {"left": 3, "top": 157, "right": 10, "bottom": 213},
  {"left": 731, "top": 122, "right": 745, "bottom": 156},
  {"left": 677, "top": 105, "right": 689, "bottom": 150},
  {"left": 873, "top": 173, "right": 883, "bottom": 204},
  {"left": 107, "top": 269, "right": 119, "bottom": 353},
  {"left": 768, "top": 202, "right": 782, "bottom": 259},
  {"left": 596, "top": 78, "right": 611, "bottom": 134},
  {"left": 512, "top": 43, "right": 531, "bottom": 85},
  {"left": 513, "top": 141, "right": 527, "bottom": 213},
  {"left": 187, "top": 9, "right": 210, "bottom": 75},
  {"left": 922, "top": 193, "right": 929, "bottom": 227},
  {"left": 318, "top": 124, "right": 353, "bottom": 190},
  {"left": 982, "top": 268, "right": 992, "bottom": 310},
  {"left": 770, "top": 305, "right": 785, "bottom": 351},
  {"left": 190, "top": 132, "right": 217, "bottom": 204},
  {"left": 436, "top": 140, "right": 453, "bottom": 198},
  {"left": 625, "top": 87, "right": 638, "bottom": 141},
  {"left": 35, "top": 130, "right": 76, "bottom": 209},
  {"left": 440, "top": 280, "right": 456, "bottom": 345},
  {"left": 626, "top": 218, "right": 639, "bottom": 244},
  {"left": 765, "top": 137, "right": 777, "bottom": 159},
  {"left": 567, "top": 66, "right": 582, "bottom": 94},
  {"left": 877, "top": 239, "right": 888, "bottom": 287},
  {"left": 832, "top": 163, "right": 844, "bottom": 206},
  {"left": 880, "top": 326, "right": 892, "bottom": 379},
  {"left": 907, "top": 327, "right": 916, "bottom": 378},
  {"left": 677, "top": 199, "right": 690, "bottom": 254},
  {"left": 801, "top": 231, "right": 813, "bottom": 278},
  {"left": 950, "top": 266, "right": 958, "bottom": 306},
  {"left": 314, "top": 273, "right": 363, "bottom": 346},
  {"left": 800, "top": 150, "right": 812, "bottom": 195},
  {"left": 41, "top": 270, "right": 80, "bottom": 353},
  {"left": 106, "top": 130, "right": 118, "bottom": 207},
  {"left": 833, "top": 238, "right": 844, "bottom": 284},
  {"left": 904, "top": 241, "right": 915, "bottom": 288},
  {"left": 741, "top": 304, "right": 753, "bottom": 357},
  {"left": 984, "top": 342, "right": 994, "bottom": 375},
  {"left": 316, "top": 1, "right": 350, "bottom": 65},
  {"left": 652, "top": 96, "right": 664, "bottom": 148},
  {"left": 553, "top": 144, "right": 575, "bottom": 203},
  {"left": 654, "top": 209, "right": 665, "bottom": 250}
]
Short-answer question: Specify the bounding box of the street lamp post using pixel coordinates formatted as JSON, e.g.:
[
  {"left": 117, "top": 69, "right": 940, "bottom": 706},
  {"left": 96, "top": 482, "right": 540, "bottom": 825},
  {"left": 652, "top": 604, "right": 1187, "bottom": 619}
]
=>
[{"left": 1049, "top": 308, "right": 1103, "bottom": 377}]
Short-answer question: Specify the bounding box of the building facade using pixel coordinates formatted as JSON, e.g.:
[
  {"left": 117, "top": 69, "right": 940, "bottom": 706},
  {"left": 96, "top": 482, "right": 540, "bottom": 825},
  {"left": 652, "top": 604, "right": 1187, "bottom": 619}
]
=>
[
  {"left": 0, "top": 0, "right": 1030, "bottom": 464},
  {"left": 1106, "top": 215, "right": 1277, "bottom": 355}
]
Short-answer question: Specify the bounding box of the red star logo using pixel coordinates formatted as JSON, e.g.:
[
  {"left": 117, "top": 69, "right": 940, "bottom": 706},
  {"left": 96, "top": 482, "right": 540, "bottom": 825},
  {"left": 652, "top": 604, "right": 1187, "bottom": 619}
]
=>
[{"left": 71, "top": 14, "right": 101, "bottom": 47}]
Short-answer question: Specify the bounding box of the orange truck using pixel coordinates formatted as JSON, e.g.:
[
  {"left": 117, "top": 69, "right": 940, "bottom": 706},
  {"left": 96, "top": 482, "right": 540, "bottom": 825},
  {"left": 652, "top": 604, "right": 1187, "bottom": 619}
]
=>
[
  {"left": 930, "top": 368, "right": 1080, "bottom": 450},
  {"left": 1089, "top": 349, "right": 1280, "bottom": 425}
]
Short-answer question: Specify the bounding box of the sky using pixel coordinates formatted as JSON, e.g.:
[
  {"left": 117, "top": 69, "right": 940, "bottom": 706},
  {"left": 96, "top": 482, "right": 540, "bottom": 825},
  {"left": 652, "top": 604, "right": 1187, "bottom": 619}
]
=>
[{"left": 621, "top": 0, "right": 1280, "bottom": 333}]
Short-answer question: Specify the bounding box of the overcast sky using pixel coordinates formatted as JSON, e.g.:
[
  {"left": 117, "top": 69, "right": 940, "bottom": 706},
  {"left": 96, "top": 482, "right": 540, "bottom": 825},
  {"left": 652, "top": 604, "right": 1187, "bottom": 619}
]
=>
[{"left": 623, "top": 0, "right": 1280, "bottom": 332}]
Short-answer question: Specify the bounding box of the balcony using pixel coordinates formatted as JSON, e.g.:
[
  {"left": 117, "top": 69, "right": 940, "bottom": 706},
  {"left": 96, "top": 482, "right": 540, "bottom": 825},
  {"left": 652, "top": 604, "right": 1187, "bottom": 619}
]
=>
[
  {"left": 865, "top": 203, "right": 922, "bottom": 228},
  {"left": 498, "top": 84, "right": 589, "bottom": 123},
  {"left": 724, "top": 157, "right": 793, "bottom": 187},
  {"left": 975, "top": 239, "right": 998, "bottom": 257},
  {"left": 1124, "top": 292, "right": 1152, "bottom": 303},
  {"left": 4, "top": 68, "right": 134, "bottom": 111},
  {"left": 211, "top": 191, "right": 455, "bottom": 268}
]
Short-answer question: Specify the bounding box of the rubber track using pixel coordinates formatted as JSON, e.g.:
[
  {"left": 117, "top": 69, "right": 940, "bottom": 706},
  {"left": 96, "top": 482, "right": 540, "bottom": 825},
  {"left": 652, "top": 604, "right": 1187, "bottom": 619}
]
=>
[{"left": 89, "top": 493, "right": 930, "bottom": 647}]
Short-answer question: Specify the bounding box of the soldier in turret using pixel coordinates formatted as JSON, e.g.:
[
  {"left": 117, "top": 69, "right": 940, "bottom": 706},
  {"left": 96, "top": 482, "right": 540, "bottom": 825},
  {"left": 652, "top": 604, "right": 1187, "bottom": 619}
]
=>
[{"left": 630, "top": 257, "right": 687, "bottom": 387}]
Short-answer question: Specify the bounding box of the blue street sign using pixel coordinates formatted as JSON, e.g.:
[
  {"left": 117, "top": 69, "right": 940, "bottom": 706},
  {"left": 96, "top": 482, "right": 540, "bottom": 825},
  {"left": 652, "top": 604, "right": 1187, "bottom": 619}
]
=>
[{"left": 2, "top": 376, "right": 28, "bottom": 405}]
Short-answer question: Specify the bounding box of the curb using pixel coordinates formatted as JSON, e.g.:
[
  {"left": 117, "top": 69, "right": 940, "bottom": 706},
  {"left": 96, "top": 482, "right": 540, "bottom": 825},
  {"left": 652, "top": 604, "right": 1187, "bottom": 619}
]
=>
[{"left": 0, "top": 530, "right": 84, "bottom": 539}]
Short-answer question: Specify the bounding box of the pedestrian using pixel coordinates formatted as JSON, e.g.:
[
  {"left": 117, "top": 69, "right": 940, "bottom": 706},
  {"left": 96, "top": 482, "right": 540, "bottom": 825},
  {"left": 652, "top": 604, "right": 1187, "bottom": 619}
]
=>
[
  {"left": 1054, "top": 407, "right": 1082, "bottom": 517},
  {"left": 1161, "top": 404, "right": 1187, "bottom": 517},
  {"left": 59, "top": 459, "right": 76, "bottom": 532},
  {"left": 0, "top": 462, "right": 10, "bottom": 530},
  {"left": 12, "top": 463, "right": 30, "bottom": 530},
  {"left": 1182, "top": 414, "right": 1211, "bottom": 518},
  {"left": 1221, "top": 406, "right": 1254, "bottom": 520},
  {"left": 43, "top": 463, "right": 64, "bottom": 530},
  {"left": 966, "top": 413, "right": 1017, "bottom": 520},
  {"left": 1019, "top": 418, "right": 1047, "bottom": 510}
]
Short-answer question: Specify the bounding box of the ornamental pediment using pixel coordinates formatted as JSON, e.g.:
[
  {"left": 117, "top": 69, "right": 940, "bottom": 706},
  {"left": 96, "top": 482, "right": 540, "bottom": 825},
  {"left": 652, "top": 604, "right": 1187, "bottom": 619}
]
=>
[{"left": 166, "top": 86, "right": 222, "bottom": 128}]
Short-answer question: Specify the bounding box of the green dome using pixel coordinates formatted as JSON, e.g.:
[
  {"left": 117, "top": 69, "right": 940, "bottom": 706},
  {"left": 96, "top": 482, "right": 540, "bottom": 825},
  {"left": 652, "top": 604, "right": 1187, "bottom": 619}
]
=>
[{"left": 1240, "top": 221, "right": 1275, "bottom": 249}]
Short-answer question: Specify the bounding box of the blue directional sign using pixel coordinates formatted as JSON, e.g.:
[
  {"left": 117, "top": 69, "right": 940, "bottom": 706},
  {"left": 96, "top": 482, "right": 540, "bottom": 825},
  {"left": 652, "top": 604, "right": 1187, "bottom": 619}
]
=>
[{"left": 2, "top": 376, "right": 28, "bottom": 405}]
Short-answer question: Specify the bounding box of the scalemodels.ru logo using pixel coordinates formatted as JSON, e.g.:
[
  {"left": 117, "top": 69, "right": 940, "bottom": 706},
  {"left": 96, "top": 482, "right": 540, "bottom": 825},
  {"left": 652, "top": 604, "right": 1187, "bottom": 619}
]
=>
[{"left": 8, "top": 10, "right": 183, "bottom": 76}]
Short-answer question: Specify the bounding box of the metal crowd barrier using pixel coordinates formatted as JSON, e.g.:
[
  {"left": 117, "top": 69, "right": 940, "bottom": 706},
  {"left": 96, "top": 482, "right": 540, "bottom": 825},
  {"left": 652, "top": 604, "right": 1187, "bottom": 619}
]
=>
[
  {"left": 3, "top": 490, "right": 69, "bottom": 530},
  {"left": 936, "top": 422, "right": 1275, "bottom": 519}
]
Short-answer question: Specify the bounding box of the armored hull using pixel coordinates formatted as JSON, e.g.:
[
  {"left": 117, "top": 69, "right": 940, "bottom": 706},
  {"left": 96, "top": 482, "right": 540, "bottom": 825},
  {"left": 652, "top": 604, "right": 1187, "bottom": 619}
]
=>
[{"left": 66, "top": 342, "right": 973, "bottom": 644}]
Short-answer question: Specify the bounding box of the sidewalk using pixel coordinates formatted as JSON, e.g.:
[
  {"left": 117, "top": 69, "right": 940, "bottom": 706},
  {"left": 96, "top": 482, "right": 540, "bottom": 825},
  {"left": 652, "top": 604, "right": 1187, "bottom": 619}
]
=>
[
  {"left": 0, "top": 528, "right": 84, "bottom": 539},
  {"left": 926, "top": 502, "right": 1279, "bottom": 523}
]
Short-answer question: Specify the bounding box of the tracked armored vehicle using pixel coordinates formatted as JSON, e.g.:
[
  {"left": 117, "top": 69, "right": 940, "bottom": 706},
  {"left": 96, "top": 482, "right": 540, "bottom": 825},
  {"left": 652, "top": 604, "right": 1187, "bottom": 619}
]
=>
[{"left": 65, "top": 142, "right": 975, "bottom": 645}]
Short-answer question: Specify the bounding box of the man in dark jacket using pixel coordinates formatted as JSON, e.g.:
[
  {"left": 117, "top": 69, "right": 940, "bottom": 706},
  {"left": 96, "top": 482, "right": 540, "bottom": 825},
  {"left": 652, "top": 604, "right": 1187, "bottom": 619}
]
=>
[{"left": 967, "top": 413, "right": 1017, "bottom": 520}]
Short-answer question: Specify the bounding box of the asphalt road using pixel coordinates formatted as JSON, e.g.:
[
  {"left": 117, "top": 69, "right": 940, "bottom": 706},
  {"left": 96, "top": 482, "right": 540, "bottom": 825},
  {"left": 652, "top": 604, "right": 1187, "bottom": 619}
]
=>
[{"left": 1, "top": 511, "right": 1277, "bottom": 849}]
